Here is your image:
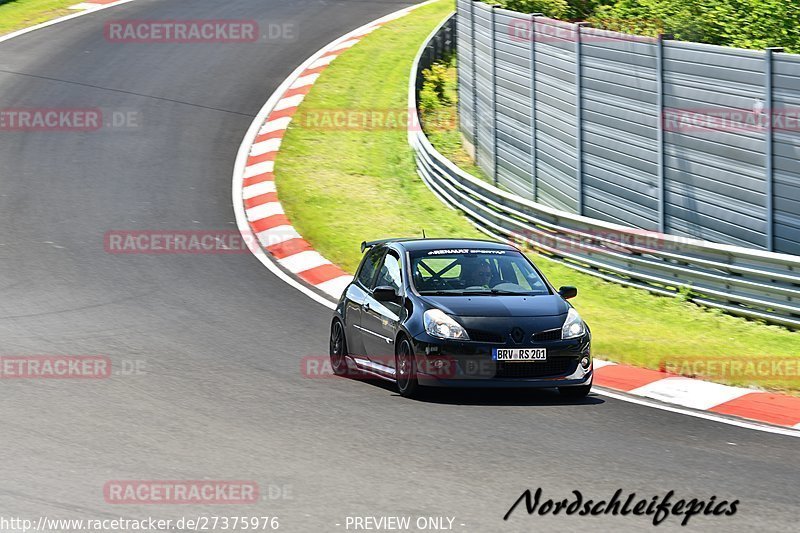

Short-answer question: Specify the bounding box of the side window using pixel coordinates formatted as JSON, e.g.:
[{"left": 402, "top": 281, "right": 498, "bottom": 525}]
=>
[
  {"left": 357, "top": 248, "right": 384, "bottom": 289},
  {"left": 377, "top": 253, "right": 402, "bottom": 292}
]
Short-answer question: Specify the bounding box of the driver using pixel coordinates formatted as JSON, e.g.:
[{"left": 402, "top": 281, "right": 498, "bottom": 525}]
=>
[{"left": 463, "top": 258, "right": 492, "bottom": 288}]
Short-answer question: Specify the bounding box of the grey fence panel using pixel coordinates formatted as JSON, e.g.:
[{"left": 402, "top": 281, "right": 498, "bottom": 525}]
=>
[
  {"left": 581, "top": 28, "right": 659, "bottom": 228},
  {"left": 534, "top": 18, "right": 579, "bottom": 211},
  {"left": 662, "top": 42, "right": 768, "bottom": 248},
  {"left": 493, "top": 9, "right": 534, "bottom": 198},
  {"left": 456, "top": 0, "right": 474, "bottom": 142},
  {"left": 454, "top": 0, "right": 800, "bottom": 255},
  {"left": 773, "top": 53, "right": 800, "bottom": 255},
  {"left": 473, "top": 3, "right": 495, "bottom": 178}
]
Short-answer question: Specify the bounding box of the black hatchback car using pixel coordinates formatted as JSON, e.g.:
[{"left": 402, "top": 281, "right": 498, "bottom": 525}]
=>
[{"left": 329, "top": 238, "right": 592, "bottom": 398}]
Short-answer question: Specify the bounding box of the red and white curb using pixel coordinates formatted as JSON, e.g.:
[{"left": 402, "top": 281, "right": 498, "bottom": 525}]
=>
[
  {"left": 231, "top": 2, "right": 799, "bottom": 437},
  {"left": 233, "top": 2, "right": 435, "bottom": 303},
  {"left": 592, "top": 360, "right": 800, "bottom": 431}
]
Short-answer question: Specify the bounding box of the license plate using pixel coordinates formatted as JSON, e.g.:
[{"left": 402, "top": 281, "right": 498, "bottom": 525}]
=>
[{"left": 493, "top": 348, "right": 547, "bottom": 362}]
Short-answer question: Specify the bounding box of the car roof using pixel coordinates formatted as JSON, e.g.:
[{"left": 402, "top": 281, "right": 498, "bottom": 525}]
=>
[{"left": 389, "top": 238, "right": 518, "bottom": 252}]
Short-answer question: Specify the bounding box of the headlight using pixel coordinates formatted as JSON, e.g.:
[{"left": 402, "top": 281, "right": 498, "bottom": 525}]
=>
[
  {"left": 424, "top": 309, "right": 469, "bottom": 340},
  {"left": 561, "top": 308, "right": 586, "bottom": 339}
]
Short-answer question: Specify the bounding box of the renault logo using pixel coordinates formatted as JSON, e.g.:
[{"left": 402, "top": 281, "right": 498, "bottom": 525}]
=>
[{"left": 510, "top": 327, "right": 525, "bottom": 344}]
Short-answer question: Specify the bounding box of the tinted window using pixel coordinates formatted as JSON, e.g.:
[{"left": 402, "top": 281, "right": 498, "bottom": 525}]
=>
[
  {"left": 356, "top": 248, "right": 383, "bottom": 289},
  {"left": 376, "top": 253, "right": 402, "bottom": 292},
  {"left": 410, "top": 249, "right": 549, "bottom": 295}
]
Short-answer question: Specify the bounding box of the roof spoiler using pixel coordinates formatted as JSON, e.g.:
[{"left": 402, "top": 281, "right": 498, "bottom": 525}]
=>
[{"left": 360, "top": 238, "right": 411, "bottom": 253}]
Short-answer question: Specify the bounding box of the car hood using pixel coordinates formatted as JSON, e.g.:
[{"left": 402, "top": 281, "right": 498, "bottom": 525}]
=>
[{"left": 419, "top": 294, "right": 568, "bottom": 318}]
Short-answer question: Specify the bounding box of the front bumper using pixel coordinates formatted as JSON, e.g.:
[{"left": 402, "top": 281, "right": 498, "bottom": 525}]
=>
[{"left": 410, "top": 333, "right": 592, "bottom": 388}]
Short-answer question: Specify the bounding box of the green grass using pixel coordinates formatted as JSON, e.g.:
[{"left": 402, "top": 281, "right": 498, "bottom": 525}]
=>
[
  {"left": 0, "top": 0, "right": 81, "bottom": 36},
  {"left": 275, "top": 0, "right": 800, "bottom": 395}
]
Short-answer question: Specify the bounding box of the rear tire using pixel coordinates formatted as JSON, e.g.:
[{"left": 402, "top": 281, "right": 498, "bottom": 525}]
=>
[
  {"left": 329, "top": 320, "right": 349, "bottom": 376},
  {"left": 559, "top": 384, "right": 591, "bottom": 399},
  {"left": 395, "top": 337, "right": 421, "bottom": 398}
]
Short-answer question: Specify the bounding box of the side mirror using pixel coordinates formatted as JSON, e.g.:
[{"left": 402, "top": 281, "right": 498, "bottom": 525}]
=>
[
  {"left": 373, "top": 285, "right": 399, "bottom": 302},
  {"left": 559, "top": 286, "right": 578, "bottom": 300}
]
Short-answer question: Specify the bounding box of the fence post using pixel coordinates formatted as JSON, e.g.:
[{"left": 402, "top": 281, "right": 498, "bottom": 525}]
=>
[
  {"left": 765, "top": 47, "right": 783, "bottom": 252},
  {"left": 656, "top": 34, "right": 673, "bottom": 233},
  {"left": 529, "top": 13, "right": 542, "bottom": 201},
  {"left": 575, "top": 22, "right": 590, "bottom": 215},
  {"left": 471, "top": 0, "right": 478, "bottom": 158},
  {"left": 447, "top": 15, "right": 455, "bottom": 55},
  {"left": 491, "top": 5, "right": 499, "bottom": 185}
]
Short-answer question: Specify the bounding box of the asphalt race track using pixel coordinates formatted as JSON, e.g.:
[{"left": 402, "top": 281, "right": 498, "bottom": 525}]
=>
[{"left": 0, "top": 1, "right": 797, "bottom": 531}]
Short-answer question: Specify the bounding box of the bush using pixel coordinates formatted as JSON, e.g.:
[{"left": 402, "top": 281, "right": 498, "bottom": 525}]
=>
[
  {"left": 480, "top": 0, "right": 800, "bottom": 53},
  {"left": 418, "top": 83, "right": 441, "bottom": 115},
  {"left": 591, "top": 0, "right": 799, "bottom": 51},
  {"left": 493, "top": 0, "right": 570, "bottom": 18},
  {"left": 589, "top": 0, "right": 719, "bottom": 43},
  {"left": 712, "top": 0, "right": 800, "bottom": 52},
  {"left": 421, "top": 62, "right": 451, "bottom": 105},
  {"left": 419, "top": 60, "right": 458, "bottom": 132}
]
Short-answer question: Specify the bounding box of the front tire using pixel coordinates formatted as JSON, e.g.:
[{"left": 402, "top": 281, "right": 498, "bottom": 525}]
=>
[
  {"left": 395, "top": 336, "right": 421, "bottom": 398},
  {"left": 559, "top": 384, "right": 591, "bottom": 399},
  {"left": 329, "top": 320, "right": 349, "bottom": 376}
]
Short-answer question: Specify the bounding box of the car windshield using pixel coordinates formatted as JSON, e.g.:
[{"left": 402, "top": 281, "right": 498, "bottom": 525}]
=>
[{"left": 410, "top": 248, "right": 550, "bottom": 296}]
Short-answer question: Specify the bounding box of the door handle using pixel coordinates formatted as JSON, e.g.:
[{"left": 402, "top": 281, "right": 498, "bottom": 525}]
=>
[{"left": 364, "top": 302, "right": 371, "bottom": 311}]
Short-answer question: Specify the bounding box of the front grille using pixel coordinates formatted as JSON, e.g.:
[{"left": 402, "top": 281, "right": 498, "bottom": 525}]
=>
[
  {"left": 495, "top": 358, "right": 577, "bottom": 379},
  {"left": 531, "top": 329, "right": 562, "bottom": 342},
  {"left": 466, "top": 329, "right": 504, "bottom": 343}
]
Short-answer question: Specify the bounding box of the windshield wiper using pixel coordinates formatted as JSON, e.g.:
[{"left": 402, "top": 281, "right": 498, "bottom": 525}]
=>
[
  {"left": 418, "top": 290, "right": 465, "bottom": 295},
  {"left": 420, "top": 289, "right": 541, "bottom": 296},
  {"left": 460, "top": 289, "right": 535, "bottom": 296}
]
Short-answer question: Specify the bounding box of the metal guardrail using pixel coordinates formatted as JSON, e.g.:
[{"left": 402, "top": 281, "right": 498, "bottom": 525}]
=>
[{"left": 409, "top": 14, "right": 800, "bottom": 329}]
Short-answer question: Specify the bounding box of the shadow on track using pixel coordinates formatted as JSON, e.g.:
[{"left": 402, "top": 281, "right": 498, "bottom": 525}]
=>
[{"left": 338, "top": 374, "right": 605, "bottom": 407}]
